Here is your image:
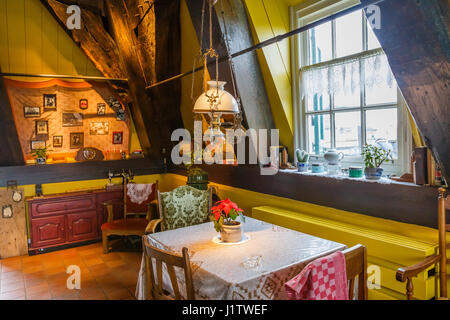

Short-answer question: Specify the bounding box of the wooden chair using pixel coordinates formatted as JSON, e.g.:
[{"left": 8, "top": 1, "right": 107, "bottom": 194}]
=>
[
  {"left": 101, "top": 180, "right": 160, "bottom": 254},
  {"left": 396, "top": 187, "right": 448, "bottom": 300},
  {"left": 143, "top": 236, "right": 195, "bottom": 300},
  {"left": 343, "top": 244, "right": 368, "bottom": 300}
]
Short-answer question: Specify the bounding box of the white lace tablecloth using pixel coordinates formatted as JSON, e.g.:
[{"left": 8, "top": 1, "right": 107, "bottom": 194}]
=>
[{"left": 136, "top": 217, "right": 345, "bottom": 300}]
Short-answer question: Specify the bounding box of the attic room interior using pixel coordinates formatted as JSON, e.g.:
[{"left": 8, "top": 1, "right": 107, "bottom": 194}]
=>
[{"left": 0, "top": 0, "right": 448, "bottom": 305}]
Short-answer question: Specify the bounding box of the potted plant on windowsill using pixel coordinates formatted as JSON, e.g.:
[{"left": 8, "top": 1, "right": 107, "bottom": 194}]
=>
[
  {"left": 295, "top": 149, "right": 310, "bottom": 172},
  {"left": 362, "top": 144, "right": 392, "bottom": 180},
  {"left": 31, "top": 147, "right": 49, "bottom": 165},
  {"left": 211, "top": 198, "right": 245, "bottom": 243}
]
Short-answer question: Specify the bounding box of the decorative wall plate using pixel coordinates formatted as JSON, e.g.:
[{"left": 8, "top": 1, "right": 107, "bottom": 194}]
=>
[
  {"left": 2, "top": 205, "right": 13, "bottom": 219},
  {"left": 12, "top": 191, "right": 22, "bottom": 203}
]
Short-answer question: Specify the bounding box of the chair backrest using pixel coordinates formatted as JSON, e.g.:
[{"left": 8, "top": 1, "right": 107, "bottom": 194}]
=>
[
  {"left": 343, "top": 244, "right": 368, "bottom": 300},
  {"left": 438, "top": 187, "right": 448, "bottom": 298},
  {"left": 143, "top": 236, "right": 195, "bottom": 300},
  {"left": 124, "top": 180, "right": 158, "bottom": 217},
  {"left": 157, "top": 185, "right": 212, "bottom": 231}
]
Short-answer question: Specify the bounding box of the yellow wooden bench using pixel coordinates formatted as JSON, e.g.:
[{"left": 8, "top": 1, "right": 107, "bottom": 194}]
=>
[{"left": 252, "top": 206, "right": 438, "bottom": 300}]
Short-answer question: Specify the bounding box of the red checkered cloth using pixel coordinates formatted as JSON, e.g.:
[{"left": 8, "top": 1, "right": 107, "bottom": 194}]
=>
[{"left": 284, "top": 251, "right": 349, "bottom": 300}]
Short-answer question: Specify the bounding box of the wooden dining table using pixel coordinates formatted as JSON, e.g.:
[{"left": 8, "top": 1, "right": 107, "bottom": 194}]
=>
[{"left": 136, "top": 217, "right": 346, "bottom": 300}]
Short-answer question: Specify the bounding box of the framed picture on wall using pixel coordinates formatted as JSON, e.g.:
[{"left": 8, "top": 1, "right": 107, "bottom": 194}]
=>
[
  {"left": 35, "top": 120, "right": 49, "bottom": 135},
  {"left": 112, "top": 131, "right": 123, "bottom": 145},
  {"left": 62, "top": 113, "right": 83, "bottom": 127},
  {"left": 70, "top": 132, "right": 84, "bottom": 149},
  {"left": 43, "top": 94, "right": 57, "bottom": 111},
  {"left": 97, "top": 103, "right": 106, "bottom": 116},
  {"left": 30, "top": 140, "right": 46, "bottom": 150},
  {"left": 79, "top": 99, "right": 88, "bottom": 110},
  {"left": 53, "top": 136, "right": 63, "bottom": 148},
  {"left": 23, "top": 106, "right": 41, "bottom": 118},
  {"left": 89, "top": 122, "right": 109, "bottom": 135}
]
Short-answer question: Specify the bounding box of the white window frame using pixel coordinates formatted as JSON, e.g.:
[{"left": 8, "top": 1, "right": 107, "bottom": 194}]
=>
[{"left": 290, "top": 0, "right": 412, "bottom": 176}]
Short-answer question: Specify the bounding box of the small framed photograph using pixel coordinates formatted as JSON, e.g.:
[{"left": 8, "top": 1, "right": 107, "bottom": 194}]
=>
[
  {"left": 43, "top": 94, "right": 57, "bottom": 110},
  {"left": 70, "top": 132, "right": 84, "bottom": 149},
  {"left": 112, "top": 131, "right": 123, "bottom": 145},
  {"left": 35, "top": 120, "right": 49, "bottom": 135},
  {"left": 30, "top": 140, "right": 46, "bottom": 150},
  {"left": 89, "top": 122, "right": 109, "bottom": 135},
  {"left": 23, "top": 106, "right": 41, "bottom": 118},
  {"left": 97, "top": 103, "right": 106, "bottom": 116},
  {"left": 79, "top": 99, "right": 88, "bottom": 110},
  {"left": 2, "top": 205, "right": 13, "bottom": 219},
  {"left": 62, "top": 112, "right": 83, "bottom": 127},
  {"left": 53, "top": 135, "right": 63, "bottom": 148}
]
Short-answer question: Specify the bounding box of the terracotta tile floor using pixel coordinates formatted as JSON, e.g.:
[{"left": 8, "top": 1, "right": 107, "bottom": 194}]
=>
[{"left": 0, "top": 243, "right": 142, "bottom": 300}]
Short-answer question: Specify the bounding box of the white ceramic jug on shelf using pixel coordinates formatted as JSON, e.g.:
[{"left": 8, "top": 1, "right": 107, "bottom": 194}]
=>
[{"left": 323, "top": 149, "right": 344, "bottom": 165}]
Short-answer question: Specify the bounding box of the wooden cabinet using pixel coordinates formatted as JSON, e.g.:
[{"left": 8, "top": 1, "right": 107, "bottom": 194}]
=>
[
  {"left": 67, "top": 211, "right": 98, "bottom": 242},
  {"left": 28, "top": 188, "right": 123, "bottom": 253},
  {"left": 31, "top": 215, "right": 66, "bottom": 249}
]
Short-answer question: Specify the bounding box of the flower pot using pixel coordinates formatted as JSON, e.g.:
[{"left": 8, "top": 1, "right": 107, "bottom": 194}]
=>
[
  {"left": 36, "top": 157, "right": 46, "bottom": 165},
  {"left": 297, "top": 162, "right": 309, "bottom": 172},
  {"left": 364, "top": 167, "right": 383, "bottom": 180},
  {"left": 220, "top": 222, "right": 242, "bottom": 243}
]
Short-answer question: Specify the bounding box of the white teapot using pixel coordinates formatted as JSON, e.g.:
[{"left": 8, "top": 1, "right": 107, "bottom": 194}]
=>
[{"left": 324, "top": 149, "right": 344, "bottom": 165}]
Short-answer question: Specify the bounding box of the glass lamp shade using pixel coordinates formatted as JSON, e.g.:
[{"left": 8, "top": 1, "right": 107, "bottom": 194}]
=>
[
  {"left": 193, "top": 81, "right": 239, "bottom": 115},
  {"left": 204, "top": 126, "right": 225, "bottom": 142}
]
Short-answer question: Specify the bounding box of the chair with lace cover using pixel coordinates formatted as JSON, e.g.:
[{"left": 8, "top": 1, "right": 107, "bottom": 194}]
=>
[{"left": 101, "top": 180, "right": 159, "bottom": 253}]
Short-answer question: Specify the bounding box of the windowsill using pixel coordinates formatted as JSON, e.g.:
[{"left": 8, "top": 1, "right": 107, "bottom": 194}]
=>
[{"left": 278, "top": 169, "right": 418, "bottom": 187}]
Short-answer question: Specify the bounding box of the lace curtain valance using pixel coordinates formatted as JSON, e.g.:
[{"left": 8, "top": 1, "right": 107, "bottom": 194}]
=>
[{"left": 301, "top": 49, "right": 396, "bottom": 98}]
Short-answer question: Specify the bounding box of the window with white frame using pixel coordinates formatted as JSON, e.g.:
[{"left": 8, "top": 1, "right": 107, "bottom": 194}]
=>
[{"left": 291, "top": 1, "right": 411, "bottom": 175}]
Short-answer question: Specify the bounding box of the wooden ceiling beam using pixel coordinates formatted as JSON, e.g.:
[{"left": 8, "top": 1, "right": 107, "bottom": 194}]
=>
[
  {"left": 51, "top": 0, "right": 106, "bottom": 15},
  {"left": 105, "top": 0, "right": 183, "bottom": 158},
  {"left": 41, "top": 0, "right": 154, "bottom": 155},
  {"left": 42, "top": 0, "right": 125, "bottom": 80},
  {"left": 0, "top": 71, "right": 25, "bottom": 166},
  {"left": 185, "top": 0, "right": 275, "bottom": 132},
  {"left": 361, "top": 0, "right": 450, "bottom": 183}
]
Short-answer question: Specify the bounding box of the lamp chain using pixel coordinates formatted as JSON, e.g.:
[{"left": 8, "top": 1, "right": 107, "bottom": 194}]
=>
[{"left": 219, "top": 0, "right": 243, "bottom": 128}]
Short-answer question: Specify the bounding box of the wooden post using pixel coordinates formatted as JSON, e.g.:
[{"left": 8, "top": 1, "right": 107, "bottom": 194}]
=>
[
  {"left": 438, "top": 187, "right": 447, "bottom": 298},
  {"left": 361, "top": 0, "right": 450, "bottom": 183},
  {"left": 104, "top": 0, "right": 160, "bottom": 157},
  {"left": 0, "top": 72, "right": 25, "bottom": 166}
]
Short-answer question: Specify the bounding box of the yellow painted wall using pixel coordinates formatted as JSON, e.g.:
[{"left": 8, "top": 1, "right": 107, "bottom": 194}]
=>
[
  {"left": 0, "top": 0, "right": 100, "bottom": 76},
  {"left": 244, "top": 0, "right": 294, "bottom": 152}
]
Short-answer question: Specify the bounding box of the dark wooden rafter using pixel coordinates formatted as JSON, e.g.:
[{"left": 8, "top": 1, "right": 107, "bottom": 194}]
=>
[
  {"left": 0, "top": 70, "right": 25, "bottom": 166},
  {"left": 185, "top": 0, "right": 275, "bottom": 131},
  {"left": 361, "top": 0, "right": 450, "bottom": 183},
  {"left": 42, "top": 0, "right": 125, "bottom": 80},
  {"left": 150, "top": 0, "right": 184, "bottom": 147},
  {"left": 50, "top": 0, "right": 106, "bottom": 15},
  {"left": 105, "top": 0, "right": 183, "bottom": 158}
]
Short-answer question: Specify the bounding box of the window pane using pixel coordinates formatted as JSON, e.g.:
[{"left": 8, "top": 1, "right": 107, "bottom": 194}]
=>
[
  {"left": 335, "top": 111, "right": 361, "bottom": 156},
  {"left": 367, "top": 20, "right": 382, "bottom": 50},
  {"left": 307, "top": 114, "right": 331, "bottom": 155},
  {"left": 335, "top": 11, "right": 363, "bottom": 58},
  {"left": 365, "top": 55, "right": 397, "bottom": 105},
  {"left": 308, "top": 22, "right": 332, "bottom": 65},
  {"left": 307, "top": 93, "right": 330, "bottom": 112},
  {"left": 366, "top": 108, "right": 398, "bottom": 158}
]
